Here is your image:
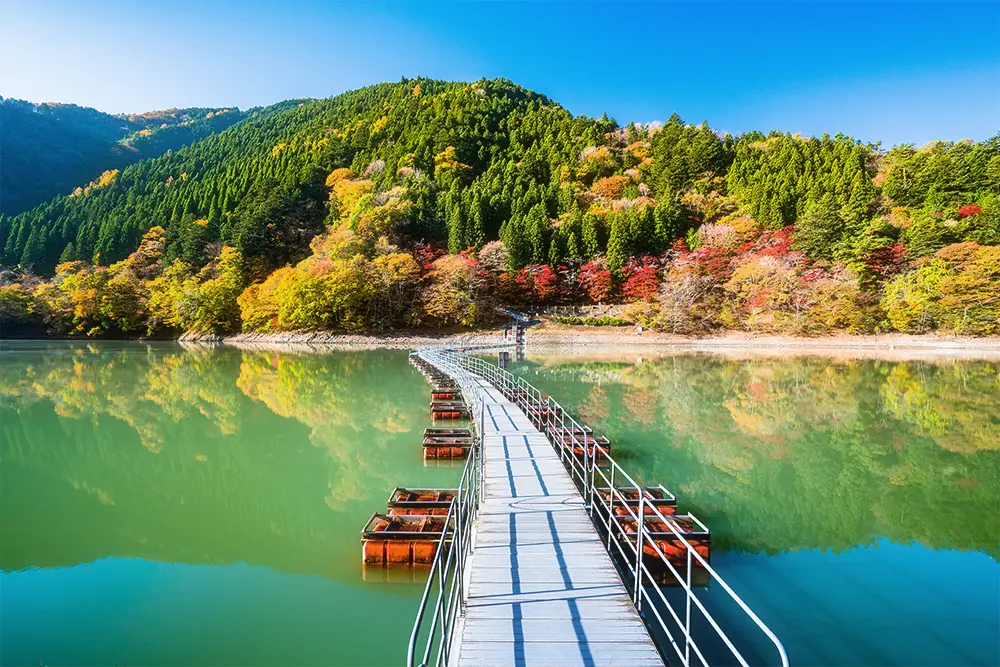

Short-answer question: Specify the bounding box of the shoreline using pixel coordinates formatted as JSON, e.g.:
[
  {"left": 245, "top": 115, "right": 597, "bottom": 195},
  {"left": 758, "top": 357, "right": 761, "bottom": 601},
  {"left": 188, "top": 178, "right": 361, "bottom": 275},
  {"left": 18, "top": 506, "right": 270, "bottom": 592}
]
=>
[
  {"left": 8, "top": 327, "right": 999, "bottom": 360},
  {"left": 180, "top": 327, "right": 1000, "bottom": 360}
]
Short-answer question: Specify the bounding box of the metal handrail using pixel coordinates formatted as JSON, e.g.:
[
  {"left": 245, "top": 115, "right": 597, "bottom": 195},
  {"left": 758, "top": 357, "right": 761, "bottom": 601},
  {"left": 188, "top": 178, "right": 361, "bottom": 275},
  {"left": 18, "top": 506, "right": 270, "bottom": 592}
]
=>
[
  {"left": 410, "top": 346, "right": 789, "bottom": 667},
  {"left": 405, "top": 345, "right": 518, "bottom": 667}
]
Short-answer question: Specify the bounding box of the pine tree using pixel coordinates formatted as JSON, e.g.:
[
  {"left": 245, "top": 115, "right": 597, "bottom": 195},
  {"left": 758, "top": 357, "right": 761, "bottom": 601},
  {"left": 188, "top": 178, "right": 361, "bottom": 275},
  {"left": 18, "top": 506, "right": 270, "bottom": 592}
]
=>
[
  {"left": 606, "top": 216, "right": 628, "bottom": 273},
  {"left": 841, "top": 170, "right": 875, "bottom": 227},
  {"left": 467, "top": 193, "right": 486, "bottom": 249},
  {"left": 525, "top": 203, "right": 548, "bottom": 264},
  {"left": 548, "top": 227, "right": 563, "bottom": 266},
  {"left": 582, "top": 213, "right": 601, "bottom": 258},
  {"left": 654, "top": 199, "right": 682, "bottom": 246},
  {"left": 446, "top": 195, "right": 466, "bottom": 254},
  {"left": 19, "top": 225, "right": 42, "bottom": 268},
  {"left": 794, "top": 194, "right": 843, "bottom": 261},
  {"left": 59, "top": 241, "right": 76, "bottom": 264},
  {"left": 501, "top": 215, "right": 530, "bottom": 270}
]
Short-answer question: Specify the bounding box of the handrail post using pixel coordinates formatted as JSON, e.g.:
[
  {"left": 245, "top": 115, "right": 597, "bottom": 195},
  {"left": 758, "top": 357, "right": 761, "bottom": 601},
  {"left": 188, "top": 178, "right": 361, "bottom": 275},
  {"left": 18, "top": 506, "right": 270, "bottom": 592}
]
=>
[
  {"left": 479, "top": 401, "right": 485, "bottom": 506},
  {"left": 559, "top": 404, "right": 567, "bottom": 463},
  {"left": 455, "top": 485, "right": 464, "bottom": 612},
  {"left": 588, "top": 444, "right": 597, "bottom": 514},
  {"left": 634, "top": 494, "right": 644, "bottom": 611},
  {"left": 685, "top": 546, "right": 693, "bottom": 667},
  {"left": 606, "top": 465, "right": 616, "bottom": 551}
]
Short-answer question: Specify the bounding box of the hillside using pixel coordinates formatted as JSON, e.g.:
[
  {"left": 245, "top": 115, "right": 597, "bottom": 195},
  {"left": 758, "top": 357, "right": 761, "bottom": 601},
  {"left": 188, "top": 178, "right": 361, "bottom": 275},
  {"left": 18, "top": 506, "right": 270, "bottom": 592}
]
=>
[
  {"left": 2, "top": 80, "right": 583, "bottom": 272},
  {"left": 0, "top": 98, "right": 245, "bottom": 215},
  {"left": 0, "top": 78, "right": 998, "bottom": 338}
]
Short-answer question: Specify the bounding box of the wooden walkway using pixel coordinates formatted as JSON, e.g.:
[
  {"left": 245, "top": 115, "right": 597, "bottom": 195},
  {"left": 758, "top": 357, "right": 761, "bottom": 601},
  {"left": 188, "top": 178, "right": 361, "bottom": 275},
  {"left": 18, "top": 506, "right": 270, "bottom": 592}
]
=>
[{"left": 454, "top": 377, "right": 665, "bottom": 666}]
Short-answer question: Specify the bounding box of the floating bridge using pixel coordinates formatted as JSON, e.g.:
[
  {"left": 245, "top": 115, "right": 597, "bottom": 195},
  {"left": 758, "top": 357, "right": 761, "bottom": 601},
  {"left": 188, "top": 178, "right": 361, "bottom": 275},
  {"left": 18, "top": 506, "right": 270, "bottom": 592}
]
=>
[{"left": 407, "top": 344, "right": 788, "bottom": 667}]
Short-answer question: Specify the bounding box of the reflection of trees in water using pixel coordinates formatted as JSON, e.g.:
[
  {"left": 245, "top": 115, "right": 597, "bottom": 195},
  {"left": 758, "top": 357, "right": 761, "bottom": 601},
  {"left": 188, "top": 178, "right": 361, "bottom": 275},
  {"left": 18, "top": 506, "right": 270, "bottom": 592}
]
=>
[
  {"left": 236, "top": 351, "right": 428, "bottom": 505},
  {"left": 0, "top": 345, "right": 244, "bottom": 451},
  {"left": 521, "top": 355, "right": 1000, "bottom": 557},
  {"left": 881, "top": 363, "right": 1000, "bottom": 454},
  {"left": 0, "top": 344, "right": 435, "bottom": 579}
]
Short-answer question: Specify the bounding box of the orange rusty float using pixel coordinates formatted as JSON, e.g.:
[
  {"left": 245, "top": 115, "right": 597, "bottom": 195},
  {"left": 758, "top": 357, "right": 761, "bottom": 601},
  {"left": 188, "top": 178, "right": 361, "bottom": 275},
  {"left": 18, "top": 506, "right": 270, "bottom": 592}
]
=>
[
  {"left": 616, "top": 513, "right": 710, "bottom": 566},
  {"left": 361, "top": 513, "right": 450, "bottom": 566},
  {"left": 386, "top": 487, "right": 456, "bottom": 516},
  {"left": 549, "top": 429, "right": 611, "bottom": 457},
  {"left": 431, "top": 389, "right": 461, "bottom": 401},
  {"left": 410, "top": 357, "right": 452, "bottom": 384},
  {"left": 423, "top": 443, "right": 470, "bottom": 460},
  {"left": 423, "top": 427, "right": 472, "bottom": 440},
  {"left": 422, "top": 435, "right": 472, "bottom": 444},
  {"left": 547, "top": 425, "right": 592, "bottom": 436},
  {"left": 422, "top": 427, "right": 472, "bottom": 457},
  {"left": 430, "top": 401, "right": 468, "bottom": 420},
  {"left": 423, "top": 437, "right": 472, "bottom": 446},
  {"left": 409, "top": 357, "right": 434, "bottom": 373},
  {"left": 594, "top": 485, "right": 676, "bottom": 518},
  {"left": 525, "top": 402, "right": 559, "bottom": 424}
]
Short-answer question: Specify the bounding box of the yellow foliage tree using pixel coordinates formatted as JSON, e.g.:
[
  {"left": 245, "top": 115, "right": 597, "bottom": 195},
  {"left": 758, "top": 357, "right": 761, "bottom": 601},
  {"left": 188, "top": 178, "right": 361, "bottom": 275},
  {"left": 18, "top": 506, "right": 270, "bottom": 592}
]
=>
[{"left": 330, "top": 179, "right": 374, "bottom": 217}]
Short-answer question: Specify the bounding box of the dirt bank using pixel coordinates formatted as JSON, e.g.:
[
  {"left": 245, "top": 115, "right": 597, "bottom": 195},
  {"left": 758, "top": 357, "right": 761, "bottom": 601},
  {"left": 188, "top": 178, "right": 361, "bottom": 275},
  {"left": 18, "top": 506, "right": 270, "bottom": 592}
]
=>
[
  {"left": 517, "top": 324, "right": 1000, "bottom": 360},
  {"left": 194, "top": 330, "right": 505, "bottom": 351},
  {"left": 175, "top": 325, "right": 1000, "bottom": 360}
]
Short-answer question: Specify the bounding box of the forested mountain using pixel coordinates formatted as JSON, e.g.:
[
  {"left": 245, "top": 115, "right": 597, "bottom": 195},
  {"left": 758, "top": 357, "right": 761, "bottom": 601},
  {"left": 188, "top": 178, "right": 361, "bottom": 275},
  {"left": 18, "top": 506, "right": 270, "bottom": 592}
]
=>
[
  {"left": 1, "top": 78, "right": 998, "bottom": 337},
  {"left": 0, "top": 98, "right": 245, "bottom": 215}
]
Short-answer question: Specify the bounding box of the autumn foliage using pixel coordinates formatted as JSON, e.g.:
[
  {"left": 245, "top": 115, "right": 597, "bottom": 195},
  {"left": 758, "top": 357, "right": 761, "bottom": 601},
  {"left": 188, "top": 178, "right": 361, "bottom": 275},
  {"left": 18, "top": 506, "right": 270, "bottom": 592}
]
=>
[
  {"left": 578, "top": 259, "right": 614, "bottom": 303},
  {"left": 1, "top": 80, "right": 997, "bottom": 338},
  {"left": 958, "top": 204, "right": 983, "bottom": 218},
  {"left": 619, "top": 256, "right": 660, "bottom": 302}
]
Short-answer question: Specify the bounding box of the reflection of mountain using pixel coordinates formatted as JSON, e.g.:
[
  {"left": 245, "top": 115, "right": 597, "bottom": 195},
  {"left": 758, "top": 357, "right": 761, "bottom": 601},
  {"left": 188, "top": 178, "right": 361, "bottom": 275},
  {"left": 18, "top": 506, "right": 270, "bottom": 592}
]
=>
[
  {"left": 517, "top": 354, "right": 1000, "bottom": 558},
  {"left": 0, "top": 343, "right": 455, "bottom": 580}
]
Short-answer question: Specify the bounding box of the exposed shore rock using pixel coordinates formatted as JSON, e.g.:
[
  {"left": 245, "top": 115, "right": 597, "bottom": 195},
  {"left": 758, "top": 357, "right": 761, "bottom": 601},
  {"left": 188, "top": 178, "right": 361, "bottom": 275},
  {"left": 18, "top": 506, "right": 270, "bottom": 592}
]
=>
[
  {"left": 14, "top": 326, "right": 999, "bottom": 360},
  {"left": 165, "top": 326, "right": 1000, "bottom": 360}
]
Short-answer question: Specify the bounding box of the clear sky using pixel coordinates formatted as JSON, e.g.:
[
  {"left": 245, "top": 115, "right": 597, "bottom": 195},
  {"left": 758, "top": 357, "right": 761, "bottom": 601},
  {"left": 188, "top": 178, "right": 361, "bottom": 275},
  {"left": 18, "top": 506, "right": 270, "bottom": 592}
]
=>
[{"left": 2, "top": 0, "right": 998, "bottom": 147}]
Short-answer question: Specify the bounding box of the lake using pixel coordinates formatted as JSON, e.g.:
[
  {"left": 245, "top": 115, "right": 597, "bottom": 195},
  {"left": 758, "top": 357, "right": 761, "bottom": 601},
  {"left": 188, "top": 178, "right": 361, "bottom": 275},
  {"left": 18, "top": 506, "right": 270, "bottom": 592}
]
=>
[
  {"left": 1, "top": 342, "right": 998, "bottom": 666},
  {"left": 511, "top": 349, "right": 1000, "bottom": 666},
  {"left": 0, "top": 342, "right": 459, "bottom": 666}
]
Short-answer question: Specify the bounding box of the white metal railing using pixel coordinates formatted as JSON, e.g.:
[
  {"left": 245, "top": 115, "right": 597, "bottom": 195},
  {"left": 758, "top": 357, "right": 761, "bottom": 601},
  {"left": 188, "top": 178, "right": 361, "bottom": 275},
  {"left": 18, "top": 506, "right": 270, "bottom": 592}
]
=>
[
  {"left": 405, "top": 344, "right": 513, "bottom": 667},
  {"left": 407, "top": 343, "right": 789, "bottom": 667}
]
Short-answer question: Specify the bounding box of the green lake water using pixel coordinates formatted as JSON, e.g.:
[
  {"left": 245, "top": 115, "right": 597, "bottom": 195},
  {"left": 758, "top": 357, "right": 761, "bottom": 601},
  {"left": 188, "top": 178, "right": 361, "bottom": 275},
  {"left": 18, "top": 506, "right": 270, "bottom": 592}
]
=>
[
  {"left": 1, "top": 342, "right": 998, "bottom": 666},
  {"left": 0, "top": 342, "right": 459, "bottom": 667},
  {"left": 511, "top": 350, "right": 1000, "bottom": 667}
]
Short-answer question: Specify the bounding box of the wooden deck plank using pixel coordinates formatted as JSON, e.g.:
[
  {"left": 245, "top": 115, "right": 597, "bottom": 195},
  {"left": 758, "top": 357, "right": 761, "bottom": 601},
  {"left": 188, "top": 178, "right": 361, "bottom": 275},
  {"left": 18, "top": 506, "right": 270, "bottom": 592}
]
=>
[
  {"left": 463, "top": 598, "right": 643, "bottom": 620},
  {"left": 461, "top": 617, "right": 653, "bottom": 642}
]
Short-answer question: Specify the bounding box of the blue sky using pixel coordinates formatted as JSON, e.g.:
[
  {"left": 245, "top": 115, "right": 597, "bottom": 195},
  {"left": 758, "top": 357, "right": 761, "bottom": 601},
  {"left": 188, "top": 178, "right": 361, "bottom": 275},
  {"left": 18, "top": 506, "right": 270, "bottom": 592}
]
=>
[{"left": 1, "top": 0, "right": 997, "bottom": 147}]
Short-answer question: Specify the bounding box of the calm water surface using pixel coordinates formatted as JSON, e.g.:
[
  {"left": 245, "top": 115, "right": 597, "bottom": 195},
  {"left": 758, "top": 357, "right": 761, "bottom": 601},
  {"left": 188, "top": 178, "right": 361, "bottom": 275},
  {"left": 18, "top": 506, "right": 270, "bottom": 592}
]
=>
[
  {"left": 2, "top": 342, "right": 998, "bottom": 666},
  {"left": 511, "top": 350, "right": 1000, "bottom": 667},
  {"left": 1, "top": 342, "right": 458, "bottom": 666}
]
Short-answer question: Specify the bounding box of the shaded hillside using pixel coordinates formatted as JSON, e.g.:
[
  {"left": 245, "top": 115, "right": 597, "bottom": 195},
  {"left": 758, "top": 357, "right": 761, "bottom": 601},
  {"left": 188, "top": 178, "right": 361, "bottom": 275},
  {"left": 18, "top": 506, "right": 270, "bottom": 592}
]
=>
[
  {"left": 1, "top": 79, "right": 592, "bottom": 272},
  {"left": 0, "top": 98, "right": 245, "bottom": 215}
]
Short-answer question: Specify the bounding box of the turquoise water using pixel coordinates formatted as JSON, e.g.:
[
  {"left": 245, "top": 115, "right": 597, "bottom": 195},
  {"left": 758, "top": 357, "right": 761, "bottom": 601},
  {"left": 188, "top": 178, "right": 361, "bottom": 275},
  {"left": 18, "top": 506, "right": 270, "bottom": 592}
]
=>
[
  {"left": 0, "top": 342, "right": 457, "bottom": 666},
  {"left": 2, "top": 342, "right": 998, "bottom": 666},
  {"left": 513, "top": 351, "right": 1000, "bottom": 666}
]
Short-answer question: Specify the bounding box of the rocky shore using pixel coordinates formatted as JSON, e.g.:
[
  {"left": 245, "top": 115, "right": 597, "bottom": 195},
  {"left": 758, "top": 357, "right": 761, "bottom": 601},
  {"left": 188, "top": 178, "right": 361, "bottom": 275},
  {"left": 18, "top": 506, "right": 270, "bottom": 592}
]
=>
[{"left": 170, "top": 325, "right": 1000, "bottom": 360}]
